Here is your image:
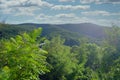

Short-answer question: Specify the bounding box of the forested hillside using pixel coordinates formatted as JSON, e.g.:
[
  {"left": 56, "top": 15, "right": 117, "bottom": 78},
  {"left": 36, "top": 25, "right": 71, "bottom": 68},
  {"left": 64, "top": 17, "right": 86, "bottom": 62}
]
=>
[
  {"left": 18, "top": 23, "right": 106, "bottom": 39},
  {"left": 0, "top": 23, "right": 120, "bottom": 80},
  {"left": 0, "top": 23, "right": 107, "bottom": 46},
  {"left": 0, "top": 23, "right": 36, "bottom": 39}
]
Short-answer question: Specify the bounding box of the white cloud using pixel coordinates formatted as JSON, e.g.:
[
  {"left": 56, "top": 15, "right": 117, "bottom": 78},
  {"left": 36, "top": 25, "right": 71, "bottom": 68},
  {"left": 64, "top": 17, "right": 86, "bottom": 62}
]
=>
[
  {"left": 55, "top": 13, "right": 76, "bottom": 18},
  {"left": 1, "top": 8, "right": 14, "bottom": 14},
  {"left": 95, "top": 18, "right": 120, "bottom": 26},
  {"left": 0, "top": 0, "right": 119, "bottom": 26},
  {"left": 59, "top": 0, "right": 76, "bottom": 2},
  {"left": 35, "top": 13, "right": 93, "bottom": 24},
  {"left": 36, "top": 14, "right": 52, "bottom": 21},
  {"left": 0, "top": 0, "right": 53, "bottom": 9},
  {"left": 81, "top": 10, "right": 120, "bottom": 16},
  {"left": 15, "top": 7, "right": 37, "bottom": 16},
  {"left": 52, "top": 5, "right": 90, "bottom": 10},
  {"left": 35, "top": 13, "right": 120, "bottom": 26},
  {"left": 25, "top": 0, "right": 53, "bottom": 7},
  {"left": 0, "top": 0, "right": 52, "bottom": 16},
  {"left": 37, "top": 13, "right": 77, "bottom": 19},
  {"left": 36, "top": 13, "right": 80, "bottom": 23},
  {"left": 81, "top": 10, "right": 110, "bottom": 16},
  {"left": 1, "top": 6, "right": 40, "bottom": 16},
  {"left": 103, "top": 0, "right": 120, "bottom": 4},
  {"left": 58, "top": 0, "right": 100, "bottom": 4},
  {"left": 95, "top": 0, "right": 120, "bottom": 4},
  {"left": 80, "top": 0, "right": 100, "bottom": 4},
  {"left": 58, "top": 0, "right": 120, "bottom": 4},
  {"left": 79, "top": 0, "right": 120, "bottom": 4}
]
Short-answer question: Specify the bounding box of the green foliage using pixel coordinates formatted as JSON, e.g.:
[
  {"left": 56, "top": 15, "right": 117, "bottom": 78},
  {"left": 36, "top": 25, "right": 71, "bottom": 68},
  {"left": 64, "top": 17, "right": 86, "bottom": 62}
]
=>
[
  {"left": 0, "top": 23, "right": 36, "bottom": 39},
  {"left": 0, "top": 24, "right": 120, "bottom": 80},
  {"left": 110, "top": 58, "right": 120, "bottom": 80},
  {"left": 105, "top": 26, "right": 120, "bottom": 51},
  {"left": 70, "top": 43, "right": 101, "bottom": 80},
  {"left": 0, "top": 28, "right": 49, "bottom": 80},
  {"left": 100, "top": 26, "right": 120, "bottom": 80},
  {"left": 41, "top": 36, "right": 77, "bottom": 80},
  {"left": 0, "top": 66, "right": 10, "bottom": 80}
]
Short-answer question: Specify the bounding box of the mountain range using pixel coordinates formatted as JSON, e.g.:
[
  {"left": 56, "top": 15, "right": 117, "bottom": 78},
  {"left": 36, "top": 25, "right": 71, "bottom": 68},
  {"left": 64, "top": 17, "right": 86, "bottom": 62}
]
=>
[
  {"left": 0, "top": 23, "right": 107, "bottom": 46},
  {"left": 18, "top": 23, "right": 106, "bottom": 38}
]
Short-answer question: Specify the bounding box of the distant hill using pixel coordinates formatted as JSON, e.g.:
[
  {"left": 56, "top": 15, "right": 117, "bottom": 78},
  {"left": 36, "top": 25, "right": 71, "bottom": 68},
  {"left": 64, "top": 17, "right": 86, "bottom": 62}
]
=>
[
  {"left": 54, "top": 23, "right": 106, "bottom": 39},
  {"left": 0, "top": 23, "right": 35, "bottom": 39},
  {"left": 18, "top": 23, "right": 106, "bottom": 38},
  {"left": 0, "top": 23, "right": 107, "bottom": 46}
]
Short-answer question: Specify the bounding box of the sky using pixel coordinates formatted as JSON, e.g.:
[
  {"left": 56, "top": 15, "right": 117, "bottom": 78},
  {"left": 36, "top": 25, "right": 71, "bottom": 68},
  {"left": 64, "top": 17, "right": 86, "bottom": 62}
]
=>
[{"left": 0, "top": 0, "right": 120, "bottom": 26}]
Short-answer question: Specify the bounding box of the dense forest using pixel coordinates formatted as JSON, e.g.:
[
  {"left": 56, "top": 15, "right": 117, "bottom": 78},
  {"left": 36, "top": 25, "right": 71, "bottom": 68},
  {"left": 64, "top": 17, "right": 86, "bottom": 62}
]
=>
[{"left": 0, "top": 23, "right": 120, "bottom": 80}]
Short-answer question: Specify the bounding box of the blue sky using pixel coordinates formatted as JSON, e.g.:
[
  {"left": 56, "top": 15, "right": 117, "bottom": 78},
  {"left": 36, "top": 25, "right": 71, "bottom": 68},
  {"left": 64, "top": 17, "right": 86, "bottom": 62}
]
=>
[{"left": 0, "top": 0, "right": 120, "bottom": 26}]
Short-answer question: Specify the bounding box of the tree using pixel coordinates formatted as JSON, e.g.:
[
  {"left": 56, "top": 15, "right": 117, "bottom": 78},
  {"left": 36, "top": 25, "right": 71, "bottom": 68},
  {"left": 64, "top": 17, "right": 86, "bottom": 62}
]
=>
[
  {"left": 41, "top": 36, "right": 77, "bottom": 80},
  {"left": 100, "top": 25, "right": 120, "bottom": 80},
  {"left": 0, "top": 28, "right": 49, "bottom": 80},
  {"left": 110, "top": 58, "right": 120, "bottom": 80},
  {"left": 70, "top": 43, "right": 101, "bottom": 80}
]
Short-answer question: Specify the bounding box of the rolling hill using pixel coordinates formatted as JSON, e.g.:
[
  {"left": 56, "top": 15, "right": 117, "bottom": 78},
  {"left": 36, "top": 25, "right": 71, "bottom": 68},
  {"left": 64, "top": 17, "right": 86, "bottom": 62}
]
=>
[
  {"left": 18, "top": 23, "right": 106, "bottom": 39},
  {"left": 0, "top": 23, "right": 107, "bottom": 46}
]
